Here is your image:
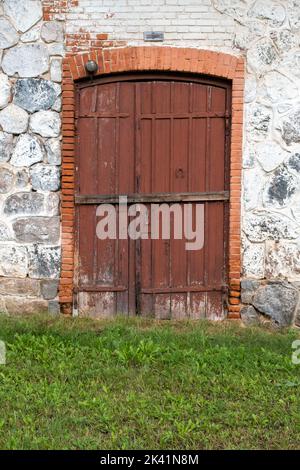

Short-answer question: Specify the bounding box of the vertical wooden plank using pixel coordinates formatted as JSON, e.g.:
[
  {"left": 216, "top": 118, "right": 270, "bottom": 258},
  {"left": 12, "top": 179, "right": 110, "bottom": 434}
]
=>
[
  {"left": 140, "top": 118, "right": 153, "bottom": 193},
  {"left": 78, "top": 205, "right": 97, "bottom": 285},
  {"left": 139, "top": 118, "right": 153, "bottom": 307},
  {"left": 206, "top": 291, "right": 224, "bottom": 320},
  {"left": 189, "top": 119, "right": 206, "bottom": 289},
  {"left": 154, "top": 294, "right": 171, "bottom": 320},
  {"left": 211, "top": 86, "right": 226, "bottom": 114},
  {"left": 138, "top": 84, "right": 154, "bottom": 314},
  {"left": 119, "top": 82, "right": 135, "bottom": 193},
  {"left": 172, "top": 82, "right": 190, "bottom": 113},
  {"left": 189, "top": 118, "right": 206, "bottom": 193},
  {"left": 152, "top": 81, "right": 171, "bottom": 113},
  {"left": 206, "top": 203, "right": 225, "bottom": 286},
  {"left": 79, "top": 86, "right": 97, "bottom": 115},
  {"left": 171, "top": 293, "right": 187, "bottom": 320},
  {"left": 190, "top": 292, "right": 207, "bottom": 319},
  {"left": 171, "top": 115, "right": 188, "bottom": 297},
  {"left": 97, "top": 82, "right": 117, "bottom": 113},
  {"left": 191, "top": 82, "right": 207, "bottom": 113},
  {"left": 206, "top": 98, "right": 226, "bottom": 317},
  {"left": 140, "top": 81, "right": 152, "bottom": 114},
  {"left": 118, "top": 82, "right": 135, "bottom": 314},
  {"left": 78, "top": 117, "right": 98, "bottom": 194},
  {"left": 209, "top": 118, "right": 225, "bottom": 192},
  {"left": 78, "top": 292, "right": 116, "bottom": 318},
  {"left": 152, "top": 110, "right": 171, "bottom": 296},
  {"left": 152, "top": 82, "right": 172, "bottom": 318},
  {"left": 95, "top": 114, "right": 116, "bottom": 288},
  {"left": 97, "top": 117, "right": 117, "bottom": 195}
]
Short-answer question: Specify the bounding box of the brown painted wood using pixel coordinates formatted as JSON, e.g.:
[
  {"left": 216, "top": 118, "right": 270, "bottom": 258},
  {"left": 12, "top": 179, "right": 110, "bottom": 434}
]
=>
[
  {"left": 75, "top": 74, "right": 231, "bottom": 318},
  {"left": 75, "top": 191, "right": 229, "bottom": 204}
]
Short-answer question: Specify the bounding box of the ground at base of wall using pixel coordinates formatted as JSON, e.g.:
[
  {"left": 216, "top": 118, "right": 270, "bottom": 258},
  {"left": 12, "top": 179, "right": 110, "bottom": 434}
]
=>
[
  {"left": 0, "top": 314, "right": 299, "bottom": 450},
  {"left": 0, "top": 278, "right": 60, "bottom": 315},
  {"left": 1, "top": 278, "right": 300, "bottom": 329},
  {"left": 241, "top": 279, "right": 300, "bottom": 328}
]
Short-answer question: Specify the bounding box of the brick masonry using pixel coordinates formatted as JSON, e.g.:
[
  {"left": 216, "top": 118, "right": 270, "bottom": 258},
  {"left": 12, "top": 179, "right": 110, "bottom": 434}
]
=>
[{"left": 0, "top": 0, "right": 300, "bottom": 326}]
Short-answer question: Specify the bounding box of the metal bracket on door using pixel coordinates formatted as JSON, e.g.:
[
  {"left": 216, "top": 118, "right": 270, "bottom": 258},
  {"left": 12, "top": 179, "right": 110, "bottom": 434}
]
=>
[
  {"left": 72, "top": 290, "right": 79, "bottom": 317},
  {"left": 75, "top": 191, "right": 230, "bottom": 205}
]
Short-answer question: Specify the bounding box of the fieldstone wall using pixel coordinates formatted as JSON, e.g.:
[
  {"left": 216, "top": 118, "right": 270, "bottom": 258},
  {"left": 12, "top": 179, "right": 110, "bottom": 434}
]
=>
[
  {"left": 1, "top": 0, "right": 300, "bottom": 326},
  {"left": 223, "top": 0, "right": 300, "bottom": 328},
  {"left": 0, "top": 0, "right": 62, "bottom": 315}
]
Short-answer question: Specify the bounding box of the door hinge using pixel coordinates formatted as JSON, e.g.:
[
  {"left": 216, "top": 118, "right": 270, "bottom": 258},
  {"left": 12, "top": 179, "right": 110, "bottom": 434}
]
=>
[
  {"left": 225, "top": 118, "right": 230, "bottom": 137},
  {"left": 136, "top": 175, "right": 140, "bottom": 192},
  {"left": 72, "top": 290, "right": 79, "bottom": 317}
]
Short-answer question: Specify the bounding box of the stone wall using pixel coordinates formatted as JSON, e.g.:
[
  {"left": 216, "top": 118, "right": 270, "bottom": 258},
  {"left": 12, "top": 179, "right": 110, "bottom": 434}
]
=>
[
  {"left": 0, "top": 0, "right": 62, "bottom": 314},
  {"left": 1, "top": 0, "right": 300, "bottom": 326},
  {"left": 227, "top": 0, "right": 300, "bottom": 327}
]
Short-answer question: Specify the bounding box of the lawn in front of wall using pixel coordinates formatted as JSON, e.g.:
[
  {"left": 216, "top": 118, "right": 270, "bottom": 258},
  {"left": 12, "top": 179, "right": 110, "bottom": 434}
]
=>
[{"left": 0, "top": 314, "right": 299, "bottom": 450}]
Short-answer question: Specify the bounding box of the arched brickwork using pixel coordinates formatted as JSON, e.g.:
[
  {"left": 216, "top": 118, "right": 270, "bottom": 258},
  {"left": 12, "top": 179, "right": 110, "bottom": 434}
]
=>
[{"left": 60, "top": 46, "right": 244, "bottom": 318}]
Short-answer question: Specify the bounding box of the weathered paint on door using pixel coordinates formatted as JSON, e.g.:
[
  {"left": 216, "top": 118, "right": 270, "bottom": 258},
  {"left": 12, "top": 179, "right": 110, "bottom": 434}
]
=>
[{"left": 75, "top": 74, "right": 231, "bottom": 319}]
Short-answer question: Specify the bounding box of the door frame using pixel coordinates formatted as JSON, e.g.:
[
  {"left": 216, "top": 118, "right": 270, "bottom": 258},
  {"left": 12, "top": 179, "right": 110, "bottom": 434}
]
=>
[{"left": 59, "top": 46, "right": 244, "bottom": 318}]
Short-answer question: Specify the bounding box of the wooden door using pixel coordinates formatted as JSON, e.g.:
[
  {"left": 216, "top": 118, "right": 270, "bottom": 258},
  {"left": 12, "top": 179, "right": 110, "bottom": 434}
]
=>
[{"left": 75, "top": 74, "right": 230, "bottom": 318}]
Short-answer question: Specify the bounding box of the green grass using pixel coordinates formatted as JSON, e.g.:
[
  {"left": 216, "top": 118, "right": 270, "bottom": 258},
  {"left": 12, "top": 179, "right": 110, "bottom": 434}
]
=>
[{"left": 0, "top": 314, "right": 299, "bottom": 450}]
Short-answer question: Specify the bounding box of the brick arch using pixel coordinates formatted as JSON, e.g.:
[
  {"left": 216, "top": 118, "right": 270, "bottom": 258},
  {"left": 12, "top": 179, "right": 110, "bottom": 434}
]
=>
[{"left": 60, "top": 46, "right": 244, "bottom": 318}]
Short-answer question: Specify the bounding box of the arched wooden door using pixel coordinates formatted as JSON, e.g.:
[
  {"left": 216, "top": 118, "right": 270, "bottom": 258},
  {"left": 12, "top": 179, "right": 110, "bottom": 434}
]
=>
[{"left": 74, "top": 73, "right": 231, "bottom": 319}]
